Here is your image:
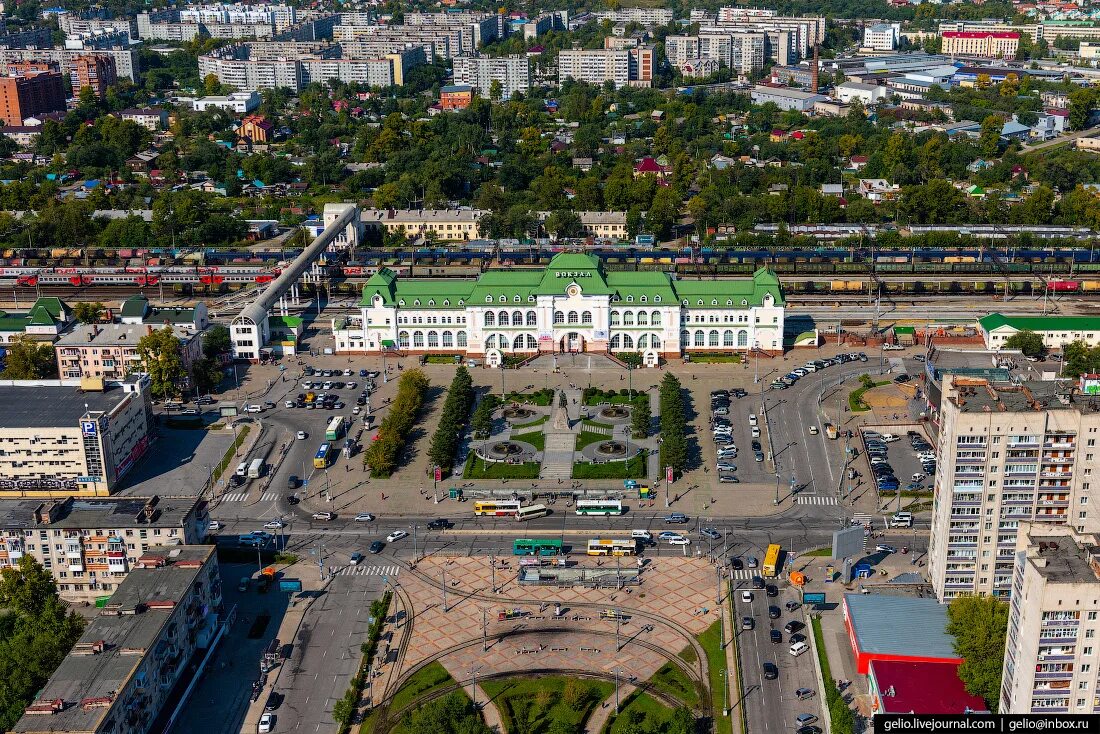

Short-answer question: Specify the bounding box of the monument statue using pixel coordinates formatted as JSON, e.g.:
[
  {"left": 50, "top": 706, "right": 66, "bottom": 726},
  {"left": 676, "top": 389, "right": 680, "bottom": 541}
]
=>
[{"left": 552, "top": 389, "right": 570, "bottom": 431}]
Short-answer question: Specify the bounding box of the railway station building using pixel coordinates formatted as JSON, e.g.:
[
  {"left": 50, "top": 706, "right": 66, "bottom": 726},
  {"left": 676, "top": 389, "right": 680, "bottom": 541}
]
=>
[{"left": 331, "top": 253, "right": 786, "bottom": 363}]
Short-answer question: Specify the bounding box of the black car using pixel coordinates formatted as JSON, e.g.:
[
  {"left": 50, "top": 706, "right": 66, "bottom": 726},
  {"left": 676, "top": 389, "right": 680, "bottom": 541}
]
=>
[
  {"left": 784, "top": 620, "right": 803, "bottom": 634},
  {"left": 731, "top": 388, "right": 747, "bottom": 398},
  {"left": 731, "top": 558, "right": 744, "bottom": 570},
  {"left": 427, "top": 519, "right": 450, "bottom": 530},
  {"left": 356, "top": 397, "right": 366, "bottom": 406},
  {"left": 287, "top": 475, "right": 299, "bottom": 490},
  {"left": 785, "top": 600, "right": 800, "bottom": 612},
  {"left": 304, "top": 367, "right": 315, "bottom": 376},
  {"left": 286, "top": 495, "right": 300, "bottom": 505},
  {"left": 752, "top": 576, "right": 765, "bottom": 589},
  {"left": 369, "top": 541, "right": 385, "bottom": 553},
  {"left": 790, "top": 633, "right": 807, "bottom": 644},
  {"left": 894, "top": 373, "right": 910, "bottom": 383},
  {"left": 797, "top": 727, "right": 822, "bottom": 734},
  {"left": 751, "top": 440, "right": 762, "bottom": 452},
  {"left": 768, "top": 605, "right": 780, "bottom": 619},
  {"left": 711, "top": 390, "right": 729, "bottom": 398},
  {"left": 762, "top": 662, "right": 778, "bottom": 680},
  {"left": 766, "top": 584, "right": 778, "bottom": 597},
  {"left": 770, "top": 629, "right": 782, "bottom": 643}
]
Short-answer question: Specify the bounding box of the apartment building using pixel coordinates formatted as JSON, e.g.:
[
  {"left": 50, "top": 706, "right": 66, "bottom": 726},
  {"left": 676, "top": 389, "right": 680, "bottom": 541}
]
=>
[
  {"left": 0, "top": 70, "right": 66, "bottom": 127},
  {"left": 188, "top": 91, "right": 260, "bottom": 113},
  {"left": 0, "top": 48, "right": 137, "bottom": 82},
  {"left": 11, "top": 545, "right": 222, "bottom": 734},
  {"left": 558, "top": 46, "right": 653, "bottom": 88},
  {"left": 0, "top": 495, "right": 206, "bottom": 601},
  {"left": 69, "top": 54, "right": 118, "bottom": 98},
  {"left": 56, "top": 322, "right": 203, "bottom": 384},
  {"left": 360, "top": 208, "right": 487, "bottom": 240},
  {"left": 929, "top": 378, "right": 1099, "bottom": 602},
  {"left": 403, "top": 11, "right": 501, "bottom": 48},
  {"left": 198, "top": 43, "right": 425, "bottom": 91},
  {"left": 942, "top": 31, "right": 1020, "bottom": 58},
  {"left": 334, "top": 27, "right": 458, "bottom": 59},
  {"left": 1000, "top": 524, "right": 1100, "bottom": 715},
  {"left": 59, "top": 12, "right": 136, "bottom": 38},
  {"left": 707, "top": 11, "right": 825, "bottom": 56},
  {"left": 665, "top": 32, "right": 765, "bottom": 73},
  {"left": 0, "top": 378, "right": 154, "bottom": 496},
  {"left": 452, "top": 54, "right": 530, "bottom": 100},
  {"left": 590, "top": 8, "right": 673, "bottom": 26}
]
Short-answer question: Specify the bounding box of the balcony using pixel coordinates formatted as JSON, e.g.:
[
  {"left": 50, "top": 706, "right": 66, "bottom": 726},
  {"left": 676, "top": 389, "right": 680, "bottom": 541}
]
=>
[
  {"left": 1008, "top": 439, "right": 1040, "bottom": 447},
  {"left": 1034, "top": 671, "right": 1074, "bottom": 680},
  {"left": 1039, "top": 636, "right": 1079, "bottom": 645},
  {"left": 1040, "top": 471, "right": 1072, "bottom": 479},
  {"left": 954, "top": 456, "right": 987, "bottom": 464},
  {"left": 1044, "top": 439, "right": 1076, "bottom": 449},
  {"left": 68, "top": 563, "right": 84, "bottom": 572}
]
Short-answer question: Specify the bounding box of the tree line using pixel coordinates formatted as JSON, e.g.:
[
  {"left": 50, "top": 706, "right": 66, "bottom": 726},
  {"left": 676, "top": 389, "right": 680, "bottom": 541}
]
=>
[
  {"left": 427, "top": 367, "right": 475, "bottom": 478},
  {"left": 365, "top": 369, "right": 430, "bottom": 477}
]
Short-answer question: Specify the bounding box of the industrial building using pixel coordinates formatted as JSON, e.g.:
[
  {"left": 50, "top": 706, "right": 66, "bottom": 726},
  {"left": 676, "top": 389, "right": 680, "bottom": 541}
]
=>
[
  {"left": 0, "top": 495, "right": 207, "bottom": 601},
  {"left": 750, "top": 85, "right": 828, "bottom": 111},
  {"left": 0, "top": 378, "right": 154, "bottom": 496},
  {"left": 1001, "top": 524, "right": 1100, "bottom": 715},
  {"left": 10, "top": 545, "right": 222, "bottom": 734}
]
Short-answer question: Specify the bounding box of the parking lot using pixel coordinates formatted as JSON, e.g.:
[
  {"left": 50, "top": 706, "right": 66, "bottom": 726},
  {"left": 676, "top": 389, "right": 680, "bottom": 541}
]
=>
[
  {"left": 857, "top": 426, "right": 936, "bottom": 513},
  {"left": 705, "top": 388, "right": 775, "bottom": 486},
  {"left": 732, "top": 570, "right": 823, "bottom": 734}
]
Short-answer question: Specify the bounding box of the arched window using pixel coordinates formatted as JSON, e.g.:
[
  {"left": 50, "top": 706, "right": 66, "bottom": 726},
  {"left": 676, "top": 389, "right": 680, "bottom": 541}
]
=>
[
  {"left": 694, "top": 330, "right": 704, "bottom": 347},
  {"left": 442, "top": 331, "right": 453, "bottom": 347},
  {"left": 680, "top": 330, "right": 690, "bottom": 347},
  {"left": 623, "top": 311, "right": 634, "bottom": 326},
  {"left": 514, "top": 295, "right": 521, "bottom": 303},
  {"left": 637, "top": 312, "right": 648, "bottom": 326},
  {"left": 457, "top": 331, "right": 467, "bottom": 347},
  {"left": 610, "top": 311, "right": 621, "bottom": 326},
  {"left": 526, "top": 311, "right": 537, "bottom": 326},
  {"left": 652, "top": 311, "right": 661, "bottom": 325},
  {"left": 499, "top": 295, "right": 506, "bottom": 303},
  {"left": 399, "top": 331, "right": 410, "bottom": 348},
  {"left": 526, "top": 334, "right": 537, "bottom": 349},
  {"left": 568, "top": 311, "right": 579, "bottom": 324},
  {"left": 582, "top": 311, "right": 593, "bottom": 324},
  {"left": 640, "top": 295, "right": 647, "bottom": 303},
  {"left": 413, "top": 331, "right": 425, "bottom": 348},
  {"left": 622, "top": 334, "right": 634, "bottom": 349},
  {"left": 723, "top": 330, "right": 734, "bottom": 347},
  {"left": 637, "top": 334, "right": 648, "bottom": 349},
  {"left": 651, "top": 335, "right": 661, "bottom": 349},
  {"left": 554, "top": 311, "right": 564, "bottom": 324},
  {"left": 513, "top": 335, "right": 525, "bottom": 350},
  {"left": 485, "top": 334, "right": 496, "bottom": 349},
  {"left": 709, "top": 330, "right": 719, "bottom": 347},
  {"left": 484, "top": 312, "right": 495, "bottom": 327},
  {"left": 427, "top": 331, "right": 439, "bottom": 348},
  {"left": 610, "top": 334, "right": 621, "bottom": 348},
  {"left": 738, "top": 330, "right": 748, "bottom": 347},
  {"left": 513, "top": 310, "right": 522, "bottom": 325},
  {"left": 498, "top": 311, "right": 510, "bottom": 326}
]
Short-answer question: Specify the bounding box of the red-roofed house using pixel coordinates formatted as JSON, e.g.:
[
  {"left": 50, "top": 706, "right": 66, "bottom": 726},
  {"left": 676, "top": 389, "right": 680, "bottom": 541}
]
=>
[
  {"left": 236, "top": 114, "right": 274, "bottom": 144},
  {"left": 633, "top": 156, "right": 668, "bottom": 179},
  {"left": 848, "top": 155, "right": 869, "bottom": 171},
  {"left": 868, "top": 661, "right": 989, "bottom": 715},
  {"left": 942, "top": 31, "right": 1020, "bottom": 57}
]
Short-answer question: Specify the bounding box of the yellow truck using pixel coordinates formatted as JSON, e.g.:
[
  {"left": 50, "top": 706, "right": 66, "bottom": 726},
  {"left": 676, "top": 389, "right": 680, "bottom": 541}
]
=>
[{"left": 825, "top": 423, "right": 838, "bottom": 440}]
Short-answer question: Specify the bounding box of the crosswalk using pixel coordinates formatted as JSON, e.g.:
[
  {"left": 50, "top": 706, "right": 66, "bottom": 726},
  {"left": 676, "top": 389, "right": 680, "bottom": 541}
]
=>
[
  {"left": 331, "top": 564, "right": 400, "bottom": 577},
  {"left": 796, "top": 496, "right": 839, "bottom": 506},
  {"left": 219, "top": 491, "right": 278, "bottom": 503},
  {"left": 730, "top": 569, "right": 757, "bottom": 580}
]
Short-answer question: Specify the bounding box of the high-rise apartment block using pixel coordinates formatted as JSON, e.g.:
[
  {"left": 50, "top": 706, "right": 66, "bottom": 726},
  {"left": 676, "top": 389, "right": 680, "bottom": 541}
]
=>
[
  {"left": 665, "top": 32, "right": 766, "bottom": 73},
  {"left": 557, "top": 46, "right": 653, "bottom": 88},
  {"left": 0, "top": 69, "right": 66, "bottom": 126},
  {"left": 69, "top": 54, "right": 118, "bottom": 98},
  {"left": 929, "top": 378, "right": 1097, "bottom": 601},
  {"left": 452, "top": 54, "right": 530, "bottom": 100},
  {"left": 1000, "top": 524, "right": 1100, "bottom": 715}
]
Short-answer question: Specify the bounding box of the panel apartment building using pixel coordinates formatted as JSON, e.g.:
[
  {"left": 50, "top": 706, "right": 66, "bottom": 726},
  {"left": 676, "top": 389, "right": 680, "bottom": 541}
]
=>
[
  {"left": 198, "top": 42, "right": 425, "bottom": 91},
  {"left": 665, "top": 32, "right": 766, "bottom": 74},
  {"left": 558, "top": 46, "right": 654, "bottom": 88},
  {"left": 1000, "top": 524, "right": 1100, "bottom": 716},
  {"left": 0, "top": 495, "right": 206, "bottom": 601},
  {"left": 0, "top": 379, "right": 155, "bottom": 496},
  {"left": 929, "top": 377, "right": 1100, "bottom": 601},
  {"left": 452, "top": 54, "right": 530, "bottom": 100},
  {"left": 10, "top": 545, "right": 222, "bottom": 734}
]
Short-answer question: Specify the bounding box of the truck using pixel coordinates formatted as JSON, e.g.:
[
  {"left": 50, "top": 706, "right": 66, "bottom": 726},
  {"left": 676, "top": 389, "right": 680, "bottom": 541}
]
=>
[
  {"left": 824, "top": 423, "right": 838, "bottom": 440},
  {"left": 325, "top": 416, "right": 346, "bottom": 441},
  {"left": 247, "top": 458, "right": 264, "bottom": 479}
]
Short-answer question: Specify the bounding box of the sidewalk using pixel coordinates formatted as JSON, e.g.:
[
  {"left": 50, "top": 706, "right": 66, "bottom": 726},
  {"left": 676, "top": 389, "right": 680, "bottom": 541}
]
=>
[{"left": 586, "top": 684, "right": 637, "bottom": 734}]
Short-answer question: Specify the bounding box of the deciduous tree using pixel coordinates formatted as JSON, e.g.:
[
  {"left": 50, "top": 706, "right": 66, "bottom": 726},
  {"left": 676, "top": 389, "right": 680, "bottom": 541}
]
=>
[
  {"left": 136, "top": 326, "right": 185, "bottom": 399},
  {"left": 0, "top": 336, "right": 56, "bottom": 380},
  {"left": 946, "top": 595, "right": 1009, "bottom": 712}
]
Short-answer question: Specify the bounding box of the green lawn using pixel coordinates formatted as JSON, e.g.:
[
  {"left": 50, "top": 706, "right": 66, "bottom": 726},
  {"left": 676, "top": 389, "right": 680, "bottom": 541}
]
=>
[
  {"left": 389, "top": 690, "right": 480, "bottom": 734},
  {"left": 603, "top": 691, "right": 678, "bottom": 734},
  {"left": 512, "top": 430, "right": 546, "bottom": 451},
  {"left": 811, "top": 617, "right": 833, "bottom": 683},
  {"left": 848, "top": 380, "right": 891, "bottom": 412},
  {"left": 582, "top": 418, "right": 614, "bottom": 430},
  {"left": 387, "top": 662, "right": 455, "bottom": 716},
  {"left": 804, "top": 547, "right": 833, "bottom": 557},
  {"left": 504, "top": 389, "right": 554, "bottom": 406},
  {"left": 463, "top": 453, "right": 541, "bottom": 479},
  {"left": 480, "top": 676, "right": 613, "bottom": 734},
  {"left": 511, "top": 415, "right": 549, "bottom": 429},
  {"left": 698, "top": 620, "right": 733, "bottom": 734},
  {"left": 576, "top": 430, "right": 607, "bottom": 450},
  {"left": 648, "top": 660, "right": 700, "bottom": 708},
  {"left": 424, "top": 355, "right": 461, "bottom": 364},
  {"left": 572, "top": 453, "right": 647, "bottom": 480}
]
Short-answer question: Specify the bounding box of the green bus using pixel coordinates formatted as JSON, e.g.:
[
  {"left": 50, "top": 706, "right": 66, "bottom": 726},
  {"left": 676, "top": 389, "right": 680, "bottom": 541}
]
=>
[{"left": 513, "top": 538, "right": 563, "bottom": 556}]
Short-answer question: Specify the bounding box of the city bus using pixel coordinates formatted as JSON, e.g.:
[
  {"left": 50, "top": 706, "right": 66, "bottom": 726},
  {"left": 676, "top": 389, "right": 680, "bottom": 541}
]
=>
[
  {"left": 473, "top": 500, "right": 522, "bottom": 517},
  {"left": 325, "top": 416, "right": 346, "bottom": 441},
  {"left": 247, "top": 458, "right": 264, "bottom": 479},
  {"left": 763, "top": 543, "right": 782, "bottom": 577},
  {"left": 513, "top": 538, "right": 563, "bottom": 556},
  {"left": 516, "top": 504, "right": 550, "bottom": 521},
  {"left": 313, "top": 442, "right": 333, "bottom": 469},
  {"left": 587, "top": 539, "right": 637, "bottom": 556},
  {"left": 575, "top": 499, "right": 623, "bottom": 516}
]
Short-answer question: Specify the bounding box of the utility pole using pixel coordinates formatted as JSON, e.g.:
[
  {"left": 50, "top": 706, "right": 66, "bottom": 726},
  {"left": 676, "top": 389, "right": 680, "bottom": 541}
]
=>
[
  {"left": 411, "top": 524, "right": 417, "bottom": 562},
  {"left": 616, "top": 611, "right": 621, "bottom": 652},
  {"left": 442, "top": 568, "right": 448, "bottom": 611},
  {"left": 716, "top": 564, "right": 722, "bottom": 606},
  {"left": 482, "top": 608, "right": 488, "bottom": 651},
  {"left": 491, "top": 557, "right": 496, "bottom": 594},
  {"left": 614, "top": 668, "right": 621, "bottom": 714}
]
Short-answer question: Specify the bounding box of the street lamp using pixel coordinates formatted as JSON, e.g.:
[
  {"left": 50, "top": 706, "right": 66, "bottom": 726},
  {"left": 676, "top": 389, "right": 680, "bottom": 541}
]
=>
[
  {"left": 720, "top": 669, "right": 729, "bottom": 716},
  {"left": 753, "top": 341, "right": 760, "bottom": 384}
]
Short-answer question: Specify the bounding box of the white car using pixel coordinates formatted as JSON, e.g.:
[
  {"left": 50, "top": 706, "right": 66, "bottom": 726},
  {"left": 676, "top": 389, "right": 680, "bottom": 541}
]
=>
[
  {"left": 808, "top": 426, "right": 819, "bottom": 435},
  {"left": 666, "top": 535, "right": 690, "bottom": 545},
  {"left": 386, "top": 530, "right": 408, "bottom": 543},
  {"left": 751, "top": 427, "right": 761, "bottom": 438},
  {"left": 748, "top": 414, "right": 758, "bottom": 426},
  {"left": 296, "top": 431, "right": 307, "bottom": 440},
  {"left": 741, "top": 590, "right": 754, "bottom": 602},
  {"left": 354, "top": 513, "right": 375, "bottom": 522},
  {"left": 284, "top": 400, "right": 295, "bottom": 409},
  {"left": 343, "top": 369, "right": 353, "bottom": 376},
  {"left": 246, "top": 404, "right": 262, "bottom": 413},
  {"left": 208, "top": 520, "right": 221, "bottom": 531},
  {"left": 264, "top": 520, "right": 286, "bottom": 529},
  {"left": 258, "top": 713, "right": 274, "bottom": 733},
  {"left": 352, "top": 406, "right": 361, "bottom": 414}
]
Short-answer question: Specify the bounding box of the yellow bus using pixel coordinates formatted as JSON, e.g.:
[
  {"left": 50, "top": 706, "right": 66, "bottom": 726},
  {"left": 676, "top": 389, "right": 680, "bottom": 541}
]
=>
[
  {"left": 313, "top": 442, "right": 333, "bottom": 469},
  {"left": 762, "top": 543, "right": 782, "bottom": 577},
  {"left": 587, "top": 539, "right": 637, "bottom": 556},
  {"left": 473, "top": 500, "right": 521, "bottom": 517}
]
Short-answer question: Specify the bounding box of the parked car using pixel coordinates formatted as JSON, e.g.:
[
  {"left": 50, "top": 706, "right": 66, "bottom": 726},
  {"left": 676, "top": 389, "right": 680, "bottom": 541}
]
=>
[
  {"left": 354, "top": 513, "right": 375, "bottom": 522},
  {"left": 700, "top": 527, "right": 721, "bottom": 540},
  {"left": 312, "top": 512, "right": 334, "bottom": 521},
  {"left": 770, "top": 629, "right": 783, "bottom": 643},
  {"left": 258, "top": 713, "right": 274, "bottom": 733},
  {"left": 768, "top": 605, "right": 781, "bottom": 619},
  {"left": 795, "top": 687, "right": 815, "bottom": 700},
  {"left": 719, "top": 473, "right": 739, "bottom": 483},
  {"left": 386, "top": 530, "right": 408, "bottom": 543},
  {"left": 664, "top": 513, "right": 689, "bottom": 524}
]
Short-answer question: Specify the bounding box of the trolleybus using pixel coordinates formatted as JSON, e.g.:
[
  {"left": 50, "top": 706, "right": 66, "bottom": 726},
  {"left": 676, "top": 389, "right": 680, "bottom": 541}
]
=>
[
  {"left": 513, "top": 538, "right": 563, "bottom": 556},
  {"left": 586, "top": 539, "right": 637, "bottom": 556},
  {"left": 516, "top": 504, "right": 550, "bottom": 521},
  {"left": 474, "top": 500, "right": 522, "bottom": 517},
  {"left": 763, "top": 543, "right": 782, "bottom": 577}
]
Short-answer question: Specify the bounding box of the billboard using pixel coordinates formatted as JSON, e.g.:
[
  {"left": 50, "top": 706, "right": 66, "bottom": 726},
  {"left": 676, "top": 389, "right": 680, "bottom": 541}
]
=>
[
  {"left": 802, "top": 592, "right": 826, "bottom": 607},
  {"left": 832, "top": 526, "right": 865, "bottom": 561}
]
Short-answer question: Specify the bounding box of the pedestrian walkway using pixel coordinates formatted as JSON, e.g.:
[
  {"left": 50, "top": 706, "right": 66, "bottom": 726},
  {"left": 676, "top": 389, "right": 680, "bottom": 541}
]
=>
[
  {"left": 730, "top": 569, "right": 759, "bottom": 581},
  {"left": 586, "top": 683, "right": 637, "bottom": 733},
  {"left": 219, "top": 491, "right": 278, "bottom": 503},
  {"left": 797, "top": 496, "right": 838, "bottom": 506},
  {"left": 331, "top": 564, "right": 400, "bottom": 577},
  {"left": 541, "top": 433, "right": 575, "bottom": 480}
]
